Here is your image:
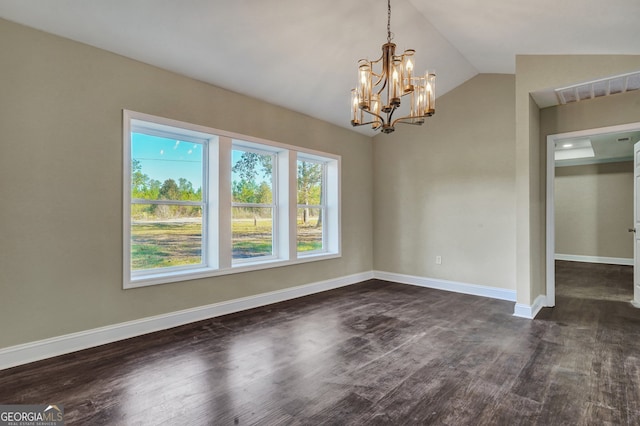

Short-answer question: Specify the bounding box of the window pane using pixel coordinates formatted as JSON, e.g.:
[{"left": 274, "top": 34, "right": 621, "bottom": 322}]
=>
[
  {"left": 231, "top": 149, "right": 273, "bottom": 204},
  {"left": 297, "top": 208, "right": 323, "bottom": 252},
  {"left": 232, "top": 207, "right": 273, "bottom": 259},
  {"left": 297, "top": 160, "right": 323, "bottom": 206},
  {"left": 131, "top": 204, "right": 203, "bottom": 270},
  {"left": 131, "top": 132, "right": 203, "bottom": 201}
]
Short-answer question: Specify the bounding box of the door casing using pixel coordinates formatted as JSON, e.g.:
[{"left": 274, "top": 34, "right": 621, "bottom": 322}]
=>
[{"left": 546, "top": 122, "right": 640, "bottom": 307}]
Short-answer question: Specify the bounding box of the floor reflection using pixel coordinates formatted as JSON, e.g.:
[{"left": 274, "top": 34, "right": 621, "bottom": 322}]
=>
[{"left": 122, "top": 351, "right": 210, "bottom": 423}]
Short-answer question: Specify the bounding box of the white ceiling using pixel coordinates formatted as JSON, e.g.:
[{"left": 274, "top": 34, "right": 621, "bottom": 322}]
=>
[
  {"left": 1, "top": 0, "right": 639, "bottom": 135},
  {"left": 555, "top": 130, "right": 640, "bottom": 166}
]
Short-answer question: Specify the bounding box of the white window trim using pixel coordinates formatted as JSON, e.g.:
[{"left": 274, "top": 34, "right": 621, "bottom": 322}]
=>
[
  {"left": 123, "top": 110, "right": 341, "bottom": 289},
  {"left": 125, "top": 113, "right": 213, "bottom": 284}
]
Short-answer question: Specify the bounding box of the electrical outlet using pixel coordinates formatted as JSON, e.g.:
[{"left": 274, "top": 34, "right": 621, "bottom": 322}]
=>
[{"left": 436, "top": 256, "right": 442, "bottom": 265}]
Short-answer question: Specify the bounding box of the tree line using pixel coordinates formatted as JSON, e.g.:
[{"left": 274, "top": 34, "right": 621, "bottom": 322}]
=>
[
  {"left": 132, "top": 159, "right": 201, "bottom": 202},
  {"left": 231, "top": 152, "right": 323, "bottom": 224},
  {"left": 131, "top": 159, "right": 202, "bottom": 220},
  {"left": 131, "top": 154, "right": 323, "bottom": 222}
]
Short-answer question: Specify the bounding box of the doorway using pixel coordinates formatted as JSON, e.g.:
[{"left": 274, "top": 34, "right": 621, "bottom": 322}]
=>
[{"left": 546, "top": 122, "right": 640, "bottom": 306}]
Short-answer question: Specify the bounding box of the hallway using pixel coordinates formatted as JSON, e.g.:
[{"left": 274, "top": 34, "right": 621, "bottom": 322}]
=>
[{"left": 554, "top": 260, "right": 633, "bottom": 302}]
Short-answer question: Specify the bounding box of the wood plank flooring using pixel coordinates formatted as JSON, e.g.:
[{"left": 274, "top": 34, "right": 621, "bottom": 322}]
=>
[{"left": 1, "top": 261, "right": 640, "bottom": 425}]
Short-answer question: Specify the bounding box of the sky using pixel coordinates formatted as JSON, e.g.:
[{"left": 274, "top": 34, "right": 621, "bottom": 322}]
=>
[
  {"left": 230, "top": 149, "right": 271, "bottom": 185},
  {"left": 131, "top": 133, "right": 269, "bottom": 190},
  {"left": 132, "top": 132, "right": 203, "bottom": 189}
]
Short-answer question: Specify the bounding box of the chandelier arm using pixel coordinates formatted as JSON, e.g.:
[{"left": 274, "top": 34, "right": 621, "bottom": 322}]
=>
[
  {"left": 398, "top": 121, "right": 424, "bottom": 126},
  {"left": 362, "top": 108, "right": 386, "bottom": 123},
  {"left": 392, "top": 118, "right": 424, "bottom": 126},
  {"left": 353, "top": 120, "right": 383, "bottom": 127},
  {"left": 376, "top": 78, "right": 388, "bottom": 95},
  {"left": 392, "top": 112, "right": 430, "bottom": 127},
  {"left": 370, "top": 71, "right": 384, "bottom": 88},
  {"left": 386, "top": 104, "right": 398, "bottom": 123},
  {"left": 370, "top": 54, "right": 385, "bottom": 65},
  {"left": 370, "top": 56, "right": 385, "bottom": 86}
]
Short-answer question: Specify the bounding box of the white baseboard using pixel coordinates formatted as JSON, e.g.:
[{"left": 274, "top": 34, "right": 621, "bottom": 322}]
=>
[
  {"left": 0, "top": 271, "right": 374, "bottom": 371},
  {"left": 555, "top": 254, "right": 633, "bottom": 266},
  {"left": 373, "top": 270, "right": 517, "bottom": 302},
  {"left": 513, "top": 294, "right": 547, "bottom": 319}
]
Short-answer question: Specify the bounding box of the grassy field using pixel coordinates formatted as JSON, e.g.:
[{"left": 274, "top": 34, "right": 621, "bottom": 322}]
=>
[
  {"left": 232, "top": 218, "right": 273, "bottom": 259},
  {"left": 131, "top": 221, "right": 202, "bottom": 270},
  {"left": 132, "top": 218, "right": 322, "bottom": 270}
]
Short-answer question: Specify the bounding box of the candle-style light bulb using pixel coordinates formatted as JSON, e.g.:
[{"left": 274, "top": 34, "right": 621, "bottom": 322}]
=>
[
  {"left": 426, "top": 71, "right": 436, "bottom": 115},
  {"left": 402, "top": 49, "right": 415, "bottom": 93},
  {"left": 351, "top": 89, "right": 360, "bottom": 125},
  {"left": 371, "top": 93, "right": 382, "bottom": 129},
  {"left": 357, "top": 60, "right": 372, "bottom": 109},
  {"left": 392, "top": 69, "right": 399, "bottom": 100}
]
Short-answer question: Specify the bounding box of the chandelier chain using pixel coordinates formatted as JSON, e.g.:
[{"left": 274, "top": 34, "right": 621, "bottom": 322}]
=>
[{"left": 387, "top": 0, "right": 392, "bottom": 43}]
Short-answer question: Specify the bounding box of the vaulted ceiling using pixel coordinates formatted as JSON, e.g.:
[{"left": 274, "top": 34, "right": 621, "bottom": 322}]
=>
[{"left": 1, "top": 0, "right": 639, "bottom": 135}]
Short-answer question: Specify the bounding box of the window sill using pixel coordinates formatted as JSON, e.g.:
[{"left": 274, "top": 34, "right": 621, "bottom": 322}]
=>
[{"left": 124, "top": 252, "right": 341, "bottom": 289}]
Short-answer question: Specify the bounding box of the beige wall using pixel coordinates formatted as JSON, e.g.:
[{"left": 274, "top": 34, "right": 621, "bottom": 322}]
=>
[
  {"left": 555, "top": 162, "right": 633, "bottom": 259},
  {"left": 516, "top": 55, "right": 640, "bottom": 305},
  {"left": 0, "top": 19, "right": 373, "bottom": 349},
  {"left": 373, "top": 74, "right": 516, "bottom": 290}
]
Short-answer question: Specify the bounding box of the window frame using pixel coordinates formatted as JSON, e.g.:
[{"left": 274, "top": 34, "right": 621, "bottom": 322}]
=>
[{"left": 123, "top": 110, "right": 341, "bottom": 289}]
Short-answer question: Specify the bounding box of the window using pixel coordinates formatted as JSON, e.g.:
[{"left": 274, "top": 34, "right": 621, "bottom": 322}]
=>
[
  {"left": 123, "top": 110, "right": 340, "bottom": 288},
  {"left": 130, "top": 132, "right": 206, "bottom": 273},
  {"left": 297, "top": 158, "right": 326, "bottom": 254},
  {"left": 231, "top": 147, "right": 276, "bottom": 261}
]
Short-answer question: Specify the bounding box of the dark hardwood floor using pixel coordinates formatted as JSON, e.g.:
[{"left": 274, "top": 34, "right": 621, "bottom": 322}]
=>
[
  {"left": 1, "top": 261, "right": 640, "bottom": 425},
  {"left": 555, "top": 259, "right": 633, "bottom": 302}
]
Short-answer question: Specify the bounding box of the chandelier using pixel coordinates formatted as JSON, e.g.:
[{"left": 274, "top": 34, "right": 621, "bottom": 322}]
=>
[{"left": 350, "top": 0, "right": 436, "bottom": 134}]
